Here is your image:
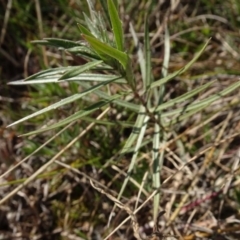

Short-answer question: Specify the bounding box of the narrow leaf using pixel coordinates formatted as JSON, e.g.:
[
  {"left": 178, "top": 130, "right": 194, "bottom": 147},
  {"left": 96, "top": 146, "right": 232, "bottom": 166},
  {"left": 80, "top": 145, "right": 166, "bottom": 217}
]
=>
[
  {"left": 152, "top": 120, "right": 161, "bottom": 221},
  {"left": 82, "top": 34, "right": 128, "bottom": 69},
  {"left": 150, "top": 39, "right": 211, "bottom": 89},
  {"left": 118, "top": 106, "right": 150, "bottom": 200},
  {"left": 107, "top": 0, "right": 124, "bottom": 51},
  {"left": 7, "top": 77, "right": 119, "bottom": 127},
  {"left": 121, "top": 105, "right": 147, "bottom": 154},
  {"left": 67, "top": 46, "right": 101, "bottom": 60},
  {"left": 8, "top": 74, "right": 126, "bottom": 85},
  {"left": 99, "top": 0, "right": 111, "bottom": 25},
  {"left": 24, "top": 67, "right": 71, "bottom": 80},
  {"left": 59, "top": 60, "right": 103, "bottom": 80},
  {"left": 129, "top": 23, "right": 145, "bottom": 85},
  {"left": 77, "top": 23, "right": 94, "bottom": 37},
  {"left": 83, "top": 12, "right": 101, "bottom": 39},
  {"left": 78, "top": 81, "right": 139, "bottom": 112},
  {"left": 144, "top": 17, "right": 152, "bottom": 90},
  {"left": 21, "top": 95, "right": 121, "bottom": 136},
  {"left": 161, "top": 27, "right": 170, "bottom": 78},
  {"left": 154, "top": 81, "right": 214, "bottom": 112},
  {"left": 32, "top": 38, "right": 82, "bottom": 49},
  {"left": 31, "top": 39, "right": 49, "bottom": 46},
  {"left": 160, "top": 80, "right": 240, "bottom": 119}
]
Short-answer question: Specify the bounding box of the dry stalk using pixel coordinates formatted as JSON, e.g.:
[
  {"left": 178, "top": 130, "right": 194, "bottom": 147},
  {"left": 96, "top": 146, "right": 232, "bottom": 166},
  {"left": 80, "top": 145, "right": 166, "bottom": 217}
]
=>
[
  {"left": 0, "top": 108, "right": 110, "bottom": 206},
  {"left": 104, "top": 130, "right": 240, "bottom": 240},
  {"left": 219, "top": 147, "right": 240, "bottom": 215},
  {"left": 89, "top": 179, "right": 142, "bottom": 240},
  {"left": 167, "top": 111, "right": 233, "bottom": 225}
]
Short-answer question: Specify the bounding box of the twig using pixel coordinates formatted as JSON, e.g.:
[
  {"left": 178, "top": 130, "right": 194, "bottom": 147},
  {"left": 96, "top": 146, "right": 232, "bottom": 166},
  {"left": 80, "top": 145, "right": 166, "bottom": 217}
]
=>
[
  {"left": 90, "top": 180, "right": 142, "bottom": 240},
  {"left": 0, "top": 108, "right": 110, "bottom": 206}
]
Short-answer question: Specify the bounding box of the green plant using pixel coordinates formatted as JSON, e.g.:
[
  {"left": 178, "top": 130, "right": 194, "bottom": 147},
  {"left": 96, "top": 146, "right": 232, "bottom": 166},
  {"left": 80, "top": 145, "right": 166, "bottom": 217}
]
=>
[{"left": 4, "top": 0, "right": 240, "bottom": 237}]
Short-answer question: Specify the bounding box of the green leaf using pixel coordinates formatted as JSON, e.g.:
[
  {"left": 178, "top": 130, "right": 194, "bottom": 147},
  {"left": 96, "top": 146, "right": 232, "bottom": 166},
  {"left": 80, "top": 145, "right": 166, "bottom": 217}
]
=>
[
  {"left": 24, "top": 67, "right": 71, "bottom": 80},
  {"left": 77, "top": 23, "right": 94, "bottom": 37},
  {"left": 112, "top": 0, "right": 118, "bottom": 9},
  {"left": 153, "top": 81, "right": 214, "bottom": 113},
  {"left": 83, "top": 12, "right": 101, "bottom": 39},
  {"left": 129, "top": 23, "right": 145, "bottom": 85},
  {"left": 7, "top": 77, "right": 119, "bottom": 128},
  {"left": 78, "top": 81, "right": 139, "bottom": 111},
  {"left": 32, "top": 38, "right": 82, "bottom": 49},
  {"left": 67, "top": 46, "right": 101, "bottom": 60},
  {"left": 59, "top": 60, "right": 103, "bottom": 80},
  {"left": 144, "top": 17, "right": 152, "bottom": 90},
  {"left": 152, "top": 120, "right": 161, "bottom": 221},
  {"left": 167, "top": 103, "right": 208, "bottom": 126},
  {"left": 161, "top": 27, "right": 170, "bottom": 78},
  {"left": 160, "top": 80, "right": 240, "bottom": 119},
  {"left": 9, "top": 74, "right": 126, "bottom": 85},
  {"left": 82, "top": 34, "right": 128, "bottom": 70},
  {"left": 95, "top": 11, "right": 112, "bottom": 45},
  {"left": 31, "top": 39, "right": 49, "bottom": 46},
  {"left": 150, "top": 39, "right": 211, "bottom": 89},
  {"left": 118, "top": 106, "right": 150, "bottom": 200},
  {"left": 99, "top": 0, "right": 111, "bottom": 25},
  {"left": 21, "top": 95, "right": 121, "bottom": 136},
  {"left": 81, "top": 117, "right": 134, "bottom": 128},
  {"left": 107, "top": 0, "right": 124, "bottom": 51},
  {"left": 121, "top": 105, "right": 147, "bottom": 154},
  {"left": 10, "top": 76, "right": 138, "bottom": 112}
]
